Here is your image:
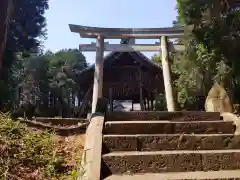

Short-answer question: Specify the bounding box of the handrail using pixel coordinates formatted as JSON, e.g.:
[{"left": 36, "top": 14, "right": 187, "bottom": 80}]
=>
[{"left": 80, "top": 98, "right": 108, "bottom": 180}]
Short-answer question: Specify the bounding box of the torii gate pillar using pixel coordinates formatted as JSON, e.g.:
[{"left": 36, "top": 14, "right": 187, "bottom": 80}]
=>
[
  {"left": 161, "top": 36, "right": 175, "bottom": 111},
  {"left": 91, "top": 35, "right": 104, "bottom": 113}
]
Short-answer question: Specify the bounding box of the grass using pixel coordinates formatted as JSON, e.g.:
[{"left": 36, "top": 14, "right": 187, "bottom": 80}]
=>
[{"left": 0, "top": 112, "right": 85, "bottom": 180}]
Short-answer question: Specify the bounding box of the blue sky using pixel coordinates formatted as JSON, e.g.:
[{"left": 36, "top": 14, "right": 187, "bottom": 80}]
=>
[{"left": 43, "top": 0, "right": 177, "bottom": 64}]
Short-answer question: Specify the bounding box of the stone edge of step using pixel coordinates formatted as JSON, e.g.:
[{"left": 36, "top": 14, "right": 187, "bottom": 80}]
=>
[
  {"left": 102, "top": 149, "right": 240, "bottom": 157},
  {"left": 103, "top": 170, "right": 240, "bottom": 180},
  {"left": 105, "top": 120, "right": 229, "bottom": 124},
  {"left": 103, "top": 134, "right": 236, "bottom": 138}
]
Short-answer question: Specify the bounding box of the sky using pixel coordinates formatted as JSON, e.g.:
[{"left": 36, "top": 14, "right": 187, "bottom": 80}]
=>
[{"left": 43, "top": 0, "right": 178, "bottom": 64}]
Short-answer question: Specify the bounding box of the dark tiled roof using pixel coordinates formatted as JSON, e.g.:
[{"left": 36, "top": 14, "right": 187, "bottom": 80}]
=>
[{"left": 79, "top": 51, "right": 161, "bottom": 75}]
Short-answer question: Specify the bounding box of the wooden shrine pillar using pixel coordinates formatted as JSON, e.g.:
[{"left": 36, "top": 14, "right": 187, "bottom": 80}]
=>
[
  {"left": 150, "top": 91, "right": 154, "bottom": 111},
  {"left": 144, "top": 98, "right": 147, "bottom": 111},
  {"left": 91, "top": 35, "right": 104, "bottom": 113},
  {"left": 161, "top": 36, "right": 175, "bottom": 111},
  {"left": 153, "top": 89, "right": 158, "bottom": 111},
  {"left": 139, "top": 68, "right": 144, "bottom": 111},
  {"left": 147, "top": 93, "right": 150, "bottom": 111},
  {"left": 109, "top": 87, "right": 113, "bottom": 112},
  {"left": 140, "top": 87, "right": 144, "bottom": 111}
]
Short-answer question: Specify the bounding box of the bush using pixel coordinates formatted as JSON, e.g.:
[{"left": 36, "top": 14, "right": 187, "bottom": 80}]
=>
[
  {"left": 155, "top": 94, "right": 167, "bottom": 111},
  {"left": 0, "top": 112, "right": 65, "bottom": 179}
]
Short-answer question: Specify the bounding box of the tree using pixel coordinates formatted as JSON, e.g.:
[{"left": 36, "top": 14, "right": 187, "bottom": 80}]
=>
[
  {"left": 0, "top": 0, "right": 49, "bottom": 109},
  {"left": 0, "top": 0, "right": 14, "bottom": 70},
  {"left": 13, "top": 49, "right": 88, "bottom": 117},
  {"left": 150, "top": 0, "right": 240, "bottom": 109},
  {"left": 172, "top": 0, "right": 240, "bottom": 108},
  {"left": 120, "top": 38, "right": 135, "bottom": 44},
  {"left": 8, "top": 0, "right": 48, "bottom": 52}
]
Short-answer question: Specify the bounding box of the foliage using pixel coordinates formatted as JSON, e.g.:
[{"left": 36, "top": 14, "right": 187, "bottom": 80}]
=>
[
  {"left": 120, "top": 38, "right": 135, "bottom": 44},
  {"left": 152, "top": 1, "right": 240, "bottom": 108},
  {"left": 0, "top": 0, "right": 49, "bottom": 108},
  {"left": 151, "top": 53, "right": 161, "bottom": 66},
  {"left": 155, "top": 94, "right": 167, "bottom": 111},
  {"left": 3, "top": 0, "right": 49, "bottom": 72},
  {"left": 0, "top": 1, "right": 89, "bottom": 116},
  {"left": 0, "top": 113, "right": 65, "bottom": 179},
  {"left": 7, "top": 0, "right": 49, "bottom": 53},
  {"left": 173, "top": 43, "right": 229, "bottom": 107},
  {"left": 0, "top": 0, "right": 14, "bottom": 69},
  {"left": 166, "top": 0, "right": 240, "bottom": 108},
  {"left": 12, "top": 49, "right": 88, "bottom": 117},
  {"left": 0, "top": 112, "right": 87, "bottom": 179}
]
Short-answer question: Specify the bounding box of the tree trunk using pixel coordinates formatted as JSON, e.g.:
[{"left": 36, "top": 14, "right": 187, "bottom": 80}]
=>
[{"left": 0, "top": 0, "right": 14, "bottom": 70}]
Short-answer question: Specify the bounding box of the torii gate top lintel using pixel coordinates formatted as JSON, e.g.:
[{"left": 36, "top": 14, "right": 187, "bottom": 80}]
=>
[{"left": 69, "top": 24, "right": 186, "bottom": 39}]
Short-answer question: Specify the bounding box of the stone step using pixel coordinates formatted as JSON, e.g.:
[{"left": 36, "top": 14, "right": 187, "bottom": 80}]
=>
[
  {"left": 104, "top": 170, "right": 240, "bottom": 180},
  {"left": 102, "top": 150, "right": 240, "bottom": 175},
  {"left": 104, "top": 121, "right": 235, "bottom": 135},
  {"left": 106, "top": 111, "right": 220, "bottom": 121},
  {"left": 103, "top": 134, "right": 240, "bottom": 153}
]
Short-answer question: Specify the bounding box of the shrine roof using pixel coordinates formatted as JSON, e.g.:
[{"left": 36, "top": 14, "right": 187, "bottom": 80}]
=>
[{"left": 79, "top": 51, "right": 161, "bottom": 75}]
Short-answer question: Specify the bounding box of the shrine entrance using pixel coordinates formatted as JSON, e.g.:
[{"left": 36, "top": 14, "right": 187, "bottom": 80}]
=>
[{"left": 69, "top": 24, "right": 185, "bottom": 113}]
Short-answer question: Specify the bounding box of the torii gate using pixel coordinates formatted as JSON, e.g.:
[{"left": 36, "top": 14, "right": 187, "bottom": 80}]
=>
[{"left": 69, "top": 24, "right": 185, "bottom": 113}]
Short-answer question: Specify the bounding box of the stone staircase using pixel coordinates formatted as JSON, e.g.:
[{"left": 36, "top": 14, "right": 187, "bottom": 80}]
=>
[{"left": 100, "top": 111, "right": 240, "bottom": 180}]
